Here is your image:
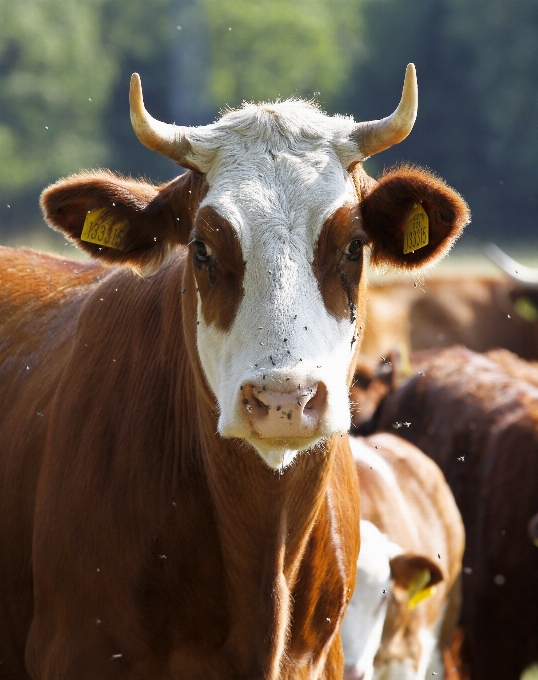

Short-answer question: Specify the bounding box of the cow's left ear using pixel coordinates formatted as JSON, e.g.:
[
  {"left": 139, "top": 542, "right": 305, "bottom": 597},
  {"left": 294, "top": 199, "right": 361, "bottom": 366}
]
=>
[
  {"left": 360, "top": 165, "right": 470, "bottom": 270},
  {"left": 41, "top": 169, "right": 207, "bottom": 273},
  {"left": 390, "top": 553, "right": 444, "bottom": 609}
]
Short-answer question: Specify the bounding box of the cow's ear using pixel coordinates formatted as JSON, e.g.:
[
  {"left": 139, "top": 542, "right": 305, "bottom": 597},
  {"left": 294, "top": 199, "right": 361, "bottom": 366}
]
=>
[
  {"left": 389, "top": 553, "right": 444, "bottom": 610},
  {"left": 360, "top": 165, "right": 470, "bottom": 270},
  {"left": 41, "top": 169, "right": 207, "bottom": 273}
]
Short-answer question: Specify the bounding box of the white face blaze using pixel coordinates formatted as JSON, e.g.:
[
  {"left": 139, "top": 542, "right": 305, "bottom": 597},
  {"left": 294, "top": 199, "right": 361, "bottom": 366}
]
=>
[{"left": 190, "top": 101, "right": 364, "bottom": 467}]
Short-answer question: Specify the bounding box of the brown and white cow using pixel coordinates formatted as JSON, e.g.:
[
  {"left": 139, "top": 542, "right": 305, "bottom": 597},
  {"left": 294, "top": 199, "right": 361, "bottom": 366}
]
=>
[
  {"left": 368, "top": 347, "right": 538, "bottom": 680},
  {"left": 341, "top": 434, "right": 465, "bottom": 680},
  {"left": 0, "top": 67, "right": 468, "bottom": 679}
]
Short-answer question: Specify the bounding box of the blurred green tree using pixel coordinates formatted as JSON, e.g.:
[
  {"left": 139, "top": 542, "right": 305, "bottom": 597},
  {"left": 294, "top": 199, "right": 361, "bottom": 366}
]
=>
[
  {"left": 0, "top": 0, "right": 115, "bottom": 201},
  {"left": 0, "top": 0, "right": 176, "bottom": 235},
  {"left": 202, "top": 0, "right": 362, "bottom": 111},
  {"left": 348, "top": 0, "right": 538, "bottom": 241}
]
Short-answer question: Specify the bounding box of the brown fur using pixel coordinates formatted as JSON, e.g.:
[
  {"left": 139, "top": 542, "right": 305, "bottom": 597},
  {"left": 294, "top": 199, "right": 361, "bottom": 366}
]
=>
[
  {"left": 41, "top": 170, "right": 208, "bottom": 273},
  {"left": 312, "top": 204, "right": 367, "bottom": 323},
  {"left": 371, "top": 347, "right": 538, "bottom": 680},
  {"left": 192, "top": 206, "right": 246, "bottom": 332},
  {"left": 0, "top": 245, "right": 362, "bottom": 680},
  {"left": 360, "top": 165, "right": 469, "bottom": 270}
]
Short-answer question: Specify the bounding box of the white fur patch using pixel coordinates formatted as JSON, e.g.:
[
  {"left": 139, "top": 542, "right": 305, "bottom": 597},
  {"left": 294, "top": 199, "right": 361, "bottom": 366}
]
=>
[
  {"left": 190, "top": 101, "right": 364, "bottom": 467},
  {"left": 342, "top": 521, "right": 402, "bottom": 680}
]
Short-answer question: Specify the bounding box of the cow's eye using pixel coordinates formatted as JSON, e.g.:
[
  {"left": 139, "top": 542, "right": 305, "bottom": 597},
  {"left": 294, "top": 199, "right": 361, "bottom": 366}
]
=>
[
  {"left": 194, "top": 240, "right": 213, "bottom": 262},
  {"left": 345, "top": 240, "right": 363, "bottom": 260}
]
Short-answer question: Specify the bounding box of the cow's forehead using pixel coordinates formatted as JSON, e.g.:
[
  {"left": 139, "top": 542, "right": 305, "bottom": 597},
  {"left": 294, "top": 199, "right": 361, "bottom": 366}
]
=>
[
  {"left": 201, "top": 146, "right": 357, "bottom": 251},
  {"left": 195, "top": 101, "right": 360, "bottom": 249}
]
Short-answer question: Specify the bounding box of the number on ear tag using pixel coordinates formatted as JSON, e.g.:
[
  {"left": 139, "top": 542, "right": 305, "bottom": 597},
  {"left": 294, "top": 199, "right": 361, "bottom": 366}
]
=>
[
  {"left": 81, "top": 209, "right": 128, "bottom": 250},
  {"left": 403, "top": 203, "right": 429, "bottom": 254}
]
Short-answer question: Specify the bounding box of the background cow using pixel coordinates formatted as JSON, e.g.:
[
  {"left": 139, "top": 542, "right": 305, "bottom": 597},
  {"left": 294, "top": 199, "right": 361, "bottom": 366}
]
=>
[
  {"left": 362, "top": 347, "right": 538, "bottom": 680},
  {"left": 341, "top": 433, "right": 465, "bottom": 680},
  {"left": 0, "top": 67, "right": 469, "bottom": 678},
  {"left": 360, "top": 244, "right": 538, "bottom": 365}
]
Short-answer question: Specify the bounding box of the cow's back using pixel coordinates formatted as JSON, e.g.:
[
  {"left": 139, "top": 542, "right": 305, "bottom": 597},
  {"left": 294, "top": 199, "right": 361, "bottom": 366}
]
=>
[{"left": 0, "top": 247, "right": 104, "bottom": 674}]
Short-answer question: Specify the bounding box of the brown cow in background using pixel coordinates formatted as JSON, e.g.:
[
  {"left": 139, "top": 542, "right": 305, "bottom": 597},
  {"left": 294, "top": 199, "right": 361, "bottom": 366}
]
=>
[
  {"left": 360, "top": 243, "right": 538, "bottom": 364},
  {"left": 360, "top": 347, "right": 538, "bottom": 680}
]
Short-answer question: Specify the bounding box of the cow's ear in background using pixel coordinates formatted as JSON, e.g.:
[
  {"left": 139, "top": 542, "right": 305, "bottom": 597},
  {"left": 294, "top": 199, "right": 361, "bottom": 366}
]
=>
[
  {"left": 41, "top": 169, "right": 207, "bottom": 273},
  {"left": 389, "top": 553, "right": 444, "bottom": 610},
  {"left": 360, "top": 165, "right": 470, "bottom": 270}
]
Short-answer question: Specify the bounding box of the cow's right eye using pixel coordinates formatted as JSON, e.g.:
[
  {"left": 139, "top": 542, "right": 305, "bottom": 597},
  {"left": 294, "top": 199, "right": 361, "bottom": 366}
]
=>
[
  {"left": 194, "top": 240, "right": 212, "bottom": 263},
  {"left": 345, "top": 239, "right": 363, "bottom": 260}
]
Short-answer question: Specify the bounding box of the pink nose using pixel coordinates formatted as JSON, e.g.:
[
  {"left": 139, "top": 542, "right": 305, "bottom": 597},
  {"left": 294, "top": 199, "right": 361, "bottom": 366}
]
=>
[{"left": 241, "top": 382, "right": 327, "bottom": 438}]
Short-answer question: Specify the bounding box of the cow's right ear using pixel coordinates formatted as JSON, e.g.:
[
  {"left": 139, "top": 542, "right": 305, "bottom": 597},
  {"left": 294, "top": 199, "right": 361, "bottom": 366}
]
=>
[
  {"left": 389, "top": 553, "right": 444, "bottom": 610},
  {"left": 41, "top": 169, "right": 207, "bottom": 273}
]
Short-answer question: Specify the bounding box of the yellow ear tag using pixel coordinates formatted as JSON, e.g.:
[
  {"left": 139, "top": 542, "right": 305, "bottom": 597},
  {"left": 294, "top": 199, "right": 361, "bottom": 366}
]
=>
[
  {"left": 409, "top": 585, "right": 437, "bottom": 610},
  {"left": 533, "top": 538, "right": 538, "bottom": 548},
  {"left": 403, "top": 203, "right": 429, "bottom": 254},
  {"left": 81, "top": 209, "right": 128, "bottom": 250},
  {"left": 407, "top": 568, "right": 436, "bottom": 610}
]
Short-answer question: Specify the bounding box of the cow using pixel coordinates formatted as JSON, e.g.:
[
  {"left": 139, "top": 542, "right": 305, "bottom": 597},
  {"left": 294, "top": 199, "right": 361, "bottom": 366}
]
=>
[
  {"left": 0, "top": 66, "right": 469, "bottom": 679},
  {"left": 360, "top": 257, "right": 538, "bottom": 365},
  {"left": 341, "top": 433, "right": 465, "bottom": 680},
  {"left": 365, "top": 346, "right": 538, "bottom": 680}
]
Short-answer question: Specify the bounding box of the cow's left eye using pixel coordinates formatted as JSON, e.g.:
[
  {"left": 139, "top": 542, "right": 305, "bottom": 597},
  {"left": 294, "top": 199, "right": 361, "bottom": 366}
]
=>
[
  {"left": 194, "top": 240, "right": 213, "bottom": 263},
  {"left": 345, "top": 240, "right": 363, "bottom": 260}
]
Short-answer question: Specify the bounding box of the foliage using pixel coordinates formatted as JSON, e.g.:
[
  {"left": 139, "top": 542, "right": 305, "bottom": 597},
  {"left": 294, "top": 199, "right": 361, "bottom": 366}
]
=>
[
  {"left": 3, "top": 0, "right": 538, "bottom": 243},
  {"left": 348, "top": 0, "right": 538, "bottom": 240},
  {"left": 0, "top": 0, "right": 176, "bottom": 231},
  {"left": 202, "top": 0, "right": 362, "bottom": 111},
  {"left": 0, "top": 0, "right": 115, "bottom": 196}
]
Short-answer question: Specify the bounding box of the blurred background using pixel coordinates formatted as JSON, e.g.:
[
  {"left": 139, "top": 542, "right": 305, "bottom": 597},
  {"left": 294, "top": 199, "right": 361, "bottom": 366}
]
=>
[{"left": 1, "top": 0, "right": 538, "bottom": 266}]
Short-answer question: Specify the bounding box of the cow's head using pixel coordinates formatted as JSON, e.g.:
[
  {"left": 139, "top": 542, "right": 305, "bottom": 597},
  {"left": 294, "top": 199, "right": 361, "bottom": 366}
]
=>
[{"left": 42, "top": 65, "right": 469, "bottom": 469}]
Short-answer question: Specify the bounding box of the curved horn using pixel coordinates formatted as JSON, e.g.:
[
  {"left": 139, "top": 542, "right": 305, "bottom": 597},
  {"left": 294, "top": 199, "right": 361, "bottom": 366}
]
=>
[
  {"left": 129, "top": 73, "right": 194, "bottom": 166},
  {"left": 351, "top": 63, "right": 418, "bottom": 159},
  {"left": 485, "top": 242, "right": 538, "bottom": 287}
]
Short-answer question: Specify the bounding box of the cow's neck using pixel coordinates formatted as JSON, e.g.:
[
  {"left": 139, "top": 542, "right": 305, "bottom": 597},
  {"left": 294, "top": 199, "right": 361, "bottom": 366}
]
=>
[{"left": 200, "top": 419, "right": 339, "bottom": 675}]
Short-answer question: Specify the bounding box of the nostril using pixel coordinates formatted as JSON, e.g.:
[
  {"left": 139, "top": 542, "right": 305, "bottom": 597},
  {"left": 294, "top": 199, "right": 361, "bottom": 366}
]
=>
[
  {"left": 253, "top": 394, "right": 268, "bottom": 409},
  {"left": 305, "top": 382, "right": 327, "bottom": 412},
  {"left": 242, "top": 385, "right": 271, "bottom": 418}
]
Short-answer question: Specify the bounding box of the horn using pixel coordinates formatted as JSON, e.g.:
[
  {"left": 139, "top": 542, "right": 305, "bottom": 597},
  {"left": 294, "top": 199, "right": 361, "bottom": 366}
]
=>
[
  {"left": 129, "top": 73, "right": 194, "bottom": 166},
  {"left": 351, "top": 63, "right": 418, "bottom": 159},
  {"left": 485, "top": 242, "right": 538, "bottom": 287}
]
